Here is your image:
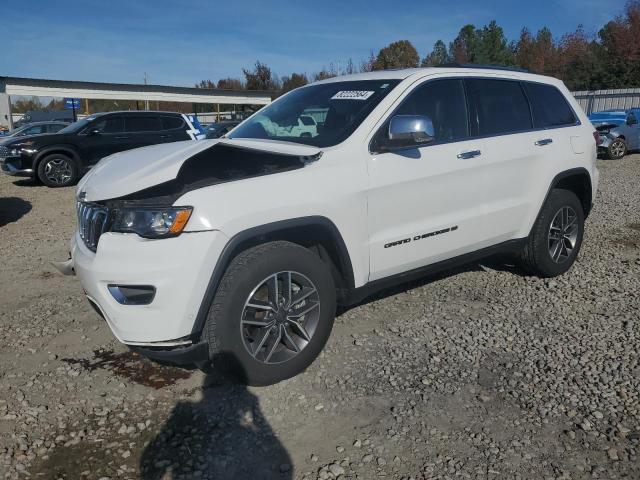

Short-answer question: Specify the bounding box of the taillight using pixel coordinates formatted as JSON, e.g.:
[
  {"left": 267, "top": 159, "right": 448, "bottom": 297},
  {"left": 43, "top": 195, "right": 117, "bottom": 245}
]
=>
[{"left": 593, "top": 130, "right": 602, "bottom": 146}]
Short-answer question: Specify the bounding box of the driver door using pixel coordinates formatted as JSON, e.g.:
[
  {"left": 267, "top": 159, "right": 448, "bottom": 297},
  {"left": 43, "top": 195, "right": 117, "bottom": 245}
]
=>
[{"left": 367, "top": 78, "right": 488, "bottom": 281}]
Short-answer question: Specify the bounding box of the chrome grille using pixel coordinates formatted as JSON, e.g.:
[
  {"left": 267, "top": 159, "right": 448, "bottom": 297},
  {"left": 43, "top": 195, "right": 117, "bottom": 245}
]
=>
[{"left": 76, "top": 202, "right": 109, "bottom": 252}]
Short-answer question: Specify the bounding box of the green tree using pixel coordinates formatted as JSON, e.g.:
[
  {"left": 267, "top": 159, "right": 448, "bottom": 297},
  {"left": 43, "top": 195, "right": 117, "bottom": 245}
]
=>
[
  {"left": 281, "top": 73, "right": 308, "bottom": 93},
  {"left": 421, "top": 39, "right": 450, "bottom": 66},
  {"left": 217, "top": 77, "right": 244, "bottom": 89},
  {"left": 449, "top": 24, "right": 477, "bottom": 63},
  {"left": 474, "top": 21, "right": 514, "bottom": 65},
  {"left": 243, "top": 61, "right": 279, "bottom": 90},
  {"left": 372, "top": 40, "right": 420, "bottom": 70}
]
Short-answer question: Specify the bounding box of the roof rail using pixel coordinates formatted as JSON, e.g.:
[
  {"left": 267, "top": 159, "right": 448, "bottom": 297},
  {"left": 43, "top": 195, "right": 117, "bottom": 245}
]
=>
[{"left": 434, "top": 63, "right": 530, "bottom": 73}]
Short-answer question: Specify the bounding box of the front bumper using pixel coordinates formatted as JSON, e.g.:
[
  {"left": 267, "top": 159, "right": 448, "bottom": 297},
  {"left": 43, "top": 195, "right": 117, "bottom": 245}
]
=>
[
  {"left": 71, "top": 228, "right": 229, "bottom": 345},
  {"left": 0, "top": 156, "right": 34, "bottom": 177}
]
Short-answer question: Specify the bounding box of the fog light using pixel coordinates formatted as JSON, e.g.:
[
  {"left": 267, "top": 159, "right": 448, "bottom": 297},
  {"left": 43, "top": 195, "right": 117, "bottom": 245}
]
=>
[{"left": 108, "top": 285, "right": 156, "bottom": 305}]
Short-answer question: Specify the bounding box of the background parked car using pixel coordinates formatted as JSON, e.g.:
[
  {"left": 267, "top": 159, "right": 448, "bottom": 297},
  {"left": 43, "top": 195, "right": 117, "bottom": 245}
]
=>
[
  {"left": 0, "top": 121, "right": 70, "bottom": 138},
  {"left": 589, "top": 109, "right": 640, "bottom": 159},
  {"left": 12, "top": 109, "right": 76, "bottom": 128},
  {"left": 205, "top": 120, "right": 240, "bottom": 139},
  {"left": 0, "top": 111, "right": 204, "bottom": 187}
]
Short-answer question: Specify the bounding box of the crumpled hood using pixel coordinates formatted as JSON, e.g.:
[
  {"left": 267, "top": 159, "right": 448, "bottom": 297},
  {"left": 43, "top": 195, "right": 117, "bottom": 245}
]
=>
[{"left": 77, "top": 138, "right": 322, "bottom": 201}]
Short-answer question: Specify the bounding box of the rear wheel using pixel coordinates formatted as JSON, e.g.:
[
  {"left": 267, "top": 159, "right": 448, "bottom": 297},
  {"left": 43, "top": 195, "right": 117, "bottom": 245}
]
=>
[
  {"left": 37, "top": 153, "right": 79, "bottom": 187},
  {"left": 202, "top": 241, "right": 336, "bottom": 386},
  {"left": 517, "top": 188, "right": 584, "bottom": 277},
  {"left": 605, "top": 138, "right": 626, "bottom": 159}
]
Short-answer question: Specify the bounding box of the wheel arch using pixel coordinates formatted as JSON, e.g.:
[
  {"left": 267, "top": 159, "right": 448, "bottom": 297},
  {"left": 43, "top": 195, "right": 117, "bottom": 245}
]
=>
[
  {"left": 34, "top": 146, "right": 82, "bottom": 171},
  {"left": 546, "top": 167, "right": 593, "bottom": 219},
  {"left": 191, "top": 216, "right": 355, "bottom": 337}
]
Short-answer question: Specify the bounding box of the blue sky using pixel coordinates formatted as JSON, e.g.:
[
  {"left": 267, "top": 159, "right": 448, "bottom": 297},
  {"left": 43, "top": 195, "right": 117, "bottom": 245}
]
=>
[{"left": 1, "top": 0, "right": 628, "bottom": 87}]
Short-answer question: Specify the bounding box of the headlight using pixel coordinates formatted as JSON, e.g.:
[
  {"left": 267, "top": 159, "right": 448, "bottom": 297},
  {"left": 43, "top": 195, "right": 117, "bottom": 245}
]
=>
[{"left": 111, "top": 206, "right": 193, "bottom": 238}]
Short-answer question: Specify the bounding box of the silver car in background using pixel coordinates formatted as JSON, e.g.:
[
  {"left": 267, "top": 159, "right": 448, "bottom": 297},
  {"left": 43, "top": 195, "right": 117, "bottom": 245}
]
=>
[{"left": 589, "top": 109, "right": 640, "bottom": 159}]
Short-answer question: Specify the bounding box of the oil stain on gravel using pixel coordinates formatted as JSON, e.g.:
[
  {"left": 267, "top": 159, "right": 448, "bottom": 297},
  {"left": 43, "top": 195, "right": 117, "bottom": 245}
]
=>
[{"left": 62, "top": 349, "right": 192, "bottom": 388}]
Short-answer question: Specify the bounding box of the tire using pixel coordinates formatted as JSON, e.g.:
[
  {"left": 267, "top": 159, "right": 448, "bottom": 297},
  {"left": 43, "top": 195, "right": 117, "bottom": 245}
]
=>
[
  {"left": 517, "top": 188, "right": 584, "bottom": 277},
  {"left": 36, "top": 153, "right": 79, "bottom": 187},
  {"left": 605, "top": 138, "right": 626, "bottom": 160},
  {"left": 202, "top": 241, "right": 337, "bottom": 386}
]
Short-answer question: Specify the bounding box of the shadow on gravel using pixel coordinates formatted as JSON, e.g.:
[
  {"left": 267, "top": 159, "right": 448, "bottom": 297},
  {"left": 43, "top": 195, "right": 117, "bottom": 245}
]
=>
[
  {"left": 12, "top": 178, "right": 41, "bottom": 187},
  {"left": 140, "top": 370, "right": 292, "bottom": 480},
  {"left": 0, "top": 196, "right": 32, "bottom": 226}
]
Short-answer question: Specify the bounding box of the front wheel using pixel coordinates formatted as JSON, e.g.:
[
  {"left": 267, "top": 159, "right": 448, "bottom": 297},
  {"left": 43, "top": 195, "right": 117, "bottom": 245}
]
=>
[
  {"left": 202, "top": 241, "right": 336, "bottom": 386},
  {"left": 37, "top": 153, "right": 79, "bottom": 187},
  {"left": 605, "top": 138, "right": 626, "bottom": 160}
]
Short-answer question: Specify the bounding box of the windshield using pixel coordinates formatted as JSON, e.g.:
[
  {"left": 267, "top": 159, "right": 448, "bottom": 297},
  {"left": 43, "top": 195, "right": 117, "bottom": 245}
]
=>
[
  {"left": 57, "top": 116, "right": 100, "bottom": 134},
  {"left": 229, "top": 79, "right": 400, "bottom": 147}
]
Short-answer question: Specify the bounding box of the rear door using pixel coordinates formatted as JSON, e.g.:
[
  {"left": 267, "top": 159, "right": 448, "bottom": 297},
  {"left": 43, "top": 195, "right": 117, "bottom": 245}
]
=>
[
  {"left": 367, "top": 78, "right": 487, "bottom": 280},
  {"left": 124, "top": 115, "right": 165, "bottom": 149},
  {"left": 625, "top": 112, "right": 640, "bottom": 149},
  {"left": 159, "top": 115, "right": 188, "bottom": 143},
  {"left": 466, "top": 79, "right": 578, "bottom": 243}
]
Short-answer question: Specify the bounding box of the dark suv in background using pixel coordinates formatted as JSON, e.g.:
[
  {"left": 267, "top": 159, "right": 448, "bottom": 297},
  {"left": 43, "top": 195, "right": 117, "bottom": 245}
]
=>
[{"left": 0, "top": 111, "right": 203, "bottom": 187}]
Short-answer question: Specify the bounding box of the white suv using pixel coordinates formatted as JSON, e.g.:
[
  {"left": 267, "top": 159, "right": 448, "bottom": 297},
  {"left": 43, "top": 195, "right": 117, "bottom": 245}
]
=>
[{"left": 66, "top": 66, "right": 599, "bottom": 385}]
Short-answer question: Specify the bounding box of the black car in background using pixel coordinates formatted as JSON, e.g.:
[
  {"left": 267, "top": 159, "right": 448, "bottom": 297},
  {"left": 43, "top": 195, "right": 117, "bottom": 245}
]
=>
[
  {"left": 0, "top": 111, "right": 203, "bottom": 187},
  {"left": 205, "top": 120, "right": 240, "bottom": 139}
]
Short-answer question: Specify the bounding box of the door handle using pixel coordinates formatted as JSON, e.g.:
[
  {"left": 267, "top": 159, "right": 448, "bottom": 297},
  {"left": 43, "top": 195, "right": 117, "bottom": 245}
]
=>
[
  {"left": 457, "top": 150, "right": 481, "bottom": 159},
  {"left": 115, "top": 135, "right": 130, "bottom": 139},
  {"left": 535, "top": 138, "right": 553, "bottom": 146}
]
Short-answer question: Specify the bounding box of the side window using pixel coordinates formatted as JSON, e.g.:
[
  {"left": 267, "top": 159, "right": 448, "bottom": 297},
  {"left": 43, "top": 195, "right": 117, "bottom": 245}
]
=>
[
  {"left": 162, "top": 116, "right": 185, "bottom": 130},
  {"left": 91, "top": 116, "right": 125, "bottom": 134},
  {"left": 48, "top": 124, "right": 66, "bottom": 133},
  {"left": 523, "top": 82, "right": 577, "bottom": 128},
  {"left": 394, "top": 79, "right": 469, "bottom": 143},
  {"left": 24, "top": 125, "right": 46, "bottom": 135},
  {"left": 466, "top": 79, "right": 532, "bottom": 136},
  {"left": 126, "top": 116, "right": 163, "bottom": 133},
  {"left": 628, "top": 113, "right": 638, "bottom": 125}
]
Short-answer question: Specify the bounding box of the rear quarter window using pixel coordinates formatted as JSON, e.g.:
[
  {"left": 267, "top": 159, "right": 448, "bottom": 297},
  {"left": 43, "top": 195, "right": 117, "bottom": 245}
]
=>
[
  {"left": 523, "top": 82, "right": 577, "bottom": 128},
  {"left": 162, "top": 116, "right": 185, "bottom": 130}
]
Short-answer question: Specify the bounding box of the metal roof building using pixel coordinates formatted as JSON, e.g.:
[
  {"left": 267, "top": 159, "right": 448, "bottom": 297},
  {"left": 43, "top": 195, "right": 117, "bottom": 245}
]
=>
[{"left": 0, "top": 75, "right": 272, "bottom": 128}]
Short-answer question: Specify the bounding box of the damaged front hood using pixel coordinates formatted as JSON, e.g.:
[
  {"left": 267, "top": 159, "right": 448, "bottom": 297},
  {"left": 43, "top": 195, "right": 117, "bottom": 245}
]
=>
[{"left": 77, "top": 138, "right": 321, "bottom": 202}]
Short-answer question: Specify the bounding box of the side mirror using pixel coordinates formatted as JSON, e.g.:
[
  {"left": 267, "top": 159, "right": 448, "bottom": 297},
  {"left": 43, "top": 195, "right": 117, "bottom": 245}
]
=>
[{"left": 385, "top": 115, "right": 435, "bottom": 151}]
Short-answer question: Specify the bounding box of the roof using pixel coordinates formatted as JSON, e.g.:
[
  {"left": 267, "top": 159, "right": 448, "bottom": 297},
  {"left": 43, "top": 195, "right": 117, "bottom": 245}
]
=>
[{"left": 313, "top": 66, "right": 557, "bottom": 85}]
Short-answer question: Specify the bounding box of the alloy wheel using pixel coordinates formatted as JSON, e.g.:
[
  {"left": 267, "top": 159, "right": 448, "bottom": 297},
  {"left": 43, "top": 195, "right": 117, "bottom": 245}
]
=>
[
  {"left": 240, "top": 271, "right": 320, "bottom": 364},
  {"left": 610, "top": 140, "right": 626, "bottom": 159},
  {"left": 548, "top": 206, "right": 578, "bottom": 264},
  {"left": 44, "top": 158, "right": 73, "bottom": 185}
]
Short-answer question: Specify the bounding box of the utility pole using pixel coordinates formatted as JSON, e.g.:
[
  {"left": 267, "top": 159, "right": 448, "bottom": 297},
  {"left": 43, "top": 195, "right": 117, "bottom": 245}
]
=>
[{"left": 144, "top": 72, "right": 149, "bottom": 110}]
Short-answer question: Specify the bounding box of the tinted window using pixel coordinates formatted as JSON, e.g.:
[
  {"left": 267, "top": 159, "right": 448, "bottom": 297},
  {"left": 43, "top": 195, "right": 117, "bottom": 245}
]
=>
[
  {"left": 48, "top": 124, "right": 66, "bottom": 133},
  {"left": 394, "top": 79, "right": 469, "bottom": 143},
  {"left": 91, "top": 116, "right": 125, "bottom": 134},
  {"left": 126, "top": 116, "right": 163, "bottom": 132},
  {"left": 628, "top": 113, "right": 638, "bottom": 125},
  {"left": 523, "top": 82, "right": 576, "bottom": 128},
  {"left": 466, "top": 79, "right": 532, "bottom": 136},
  {"left": 24, "top": 125, "right": 46, "bottom": 135},
  {"left": 162, "top": 116, "right": 184, "bottom": 130}
]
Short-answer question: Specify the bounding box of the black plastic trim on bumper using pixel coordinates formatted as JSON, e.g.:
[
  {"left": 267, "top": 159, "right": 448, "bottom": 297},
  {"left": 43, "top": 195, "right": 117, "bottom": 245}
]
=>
[
  {"left": 1, "top": 157, "right": 34, "bottom": 177},
  {"left": 131, "top": 341, "right": 209, "bottom": 368}
]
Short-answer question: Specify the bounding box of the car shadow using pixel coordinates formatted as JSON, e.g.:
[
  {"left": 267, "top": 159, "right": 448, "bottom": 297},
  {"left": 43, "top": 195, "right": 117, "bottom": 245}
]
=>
[
  {"left": 140, "top": 367, "right": 292, "bottom": 480},
  {"left": 0, "top": 196, "right": 32, "bottom": 227},
  {"left": 12, "top": 178, "right": 41, "bottom": 187}
]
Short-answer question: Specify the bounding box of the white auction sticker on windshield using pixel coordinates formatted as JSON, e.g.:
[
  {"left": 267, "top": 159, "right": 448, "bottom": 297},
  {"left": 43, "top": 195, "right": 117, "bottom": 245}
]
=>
[{"left": 331, "top": 90, "right": 375, "bottom": 100}]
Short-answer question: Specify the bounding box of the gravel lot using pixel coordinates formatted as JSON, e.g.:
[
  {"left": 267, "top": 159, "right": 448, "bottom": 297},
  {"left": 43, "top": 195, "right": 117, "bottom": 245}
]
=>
[{"left": 0, "top": 156, "right": 639, "bottom": 480}]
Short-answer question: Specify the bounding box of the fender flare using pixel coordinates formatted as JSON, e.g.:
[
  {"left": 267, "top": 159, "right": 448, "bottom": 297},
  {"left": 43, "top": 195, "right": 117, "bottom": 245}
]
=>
[
  {"left": 34, "top": 145, "right": 83, "bottom": 171},
  {"left": 537, "top": 167, "right": 593, "bottom": 223},
  {"left": 191, "top": 216, "right": 355, "bottom": 337}
]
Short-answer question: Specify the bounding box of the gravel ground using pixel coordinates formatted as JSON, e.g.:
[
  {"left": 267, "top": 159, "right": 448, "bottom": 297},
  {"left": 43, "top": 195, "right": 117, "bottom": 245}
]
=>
[{"left": 0, "top": 156, "right": 639, "bottom": 480}]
